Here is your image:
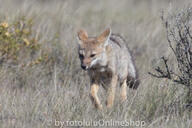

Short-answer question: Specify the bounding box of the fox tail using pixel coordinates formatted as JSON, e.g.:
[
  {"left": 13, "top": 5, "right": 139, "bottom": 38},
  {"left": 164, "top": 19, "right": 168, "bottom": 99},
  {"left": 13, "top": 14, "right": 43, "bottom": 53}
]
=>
[
  {"left": 127, "top": 52, "right": 140, "bottom": 89},
  {"left": 127, "top": 72, "right": 140, "bottom": 89}
]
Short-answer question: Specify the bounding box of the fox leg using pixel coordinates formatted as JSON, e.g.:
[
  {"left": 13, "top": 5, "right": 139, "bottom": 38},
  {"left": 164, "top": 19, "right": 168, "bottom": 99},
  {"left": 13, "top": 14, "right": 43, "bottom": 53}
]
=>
[
  {"left": 120, "top": 79, "right": 127, "bottom": 102},
  {"left": 90, "top": 84, "right": 102, "bottom": 109},
  {"left": 107, "top": 75, "right": 118, "bottom": 108}
]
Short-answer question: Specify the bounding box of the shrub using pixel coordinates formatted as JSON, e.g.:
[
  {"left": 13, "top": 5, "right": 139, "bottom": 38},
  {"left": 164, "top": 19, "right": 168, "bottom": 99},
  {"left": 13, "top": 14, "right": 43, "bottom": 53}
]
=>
[
  {"left": 149, "top": 7, "right": 192, "bottom": 108},
  {"left": 0, "top": 16, "right": 48, "bottom": 67}
]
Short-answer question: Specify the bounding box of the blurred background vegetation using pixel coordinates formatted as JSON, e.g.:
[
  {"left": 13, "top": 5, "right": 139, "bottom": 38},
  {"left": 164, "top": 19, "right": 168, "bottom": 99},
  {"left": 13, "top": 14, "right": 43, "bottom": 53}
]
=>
[{"left": 0, "top": 0, "right": 191, "bottom": 127}]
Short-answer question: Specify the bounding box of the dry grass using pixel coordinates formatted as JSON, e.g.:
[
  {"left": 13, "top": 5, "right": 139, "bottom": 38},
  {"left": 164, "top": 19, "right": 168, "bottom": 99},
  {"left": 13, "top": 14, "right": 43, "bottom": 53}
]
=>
[{"left": 0, "top": 0, "right": 191, "bottom": 127}]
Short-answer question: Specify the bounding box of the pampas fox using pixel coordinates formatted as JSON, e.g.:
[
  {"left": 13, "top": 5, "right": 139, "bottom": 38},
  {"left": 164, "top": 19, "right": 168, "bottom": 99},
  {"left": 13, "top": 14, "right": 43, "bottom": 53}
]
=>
[{"left": 77, "top": 28, "right": 139, "bottom": 109}]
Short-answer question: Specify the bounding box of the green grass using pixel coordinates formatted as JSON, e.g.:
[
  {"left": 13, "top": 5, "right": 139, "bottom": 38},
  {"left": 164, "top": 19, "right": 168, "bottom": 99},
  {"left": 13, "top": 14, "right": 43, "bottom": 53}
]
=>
[{"left": 0, "top": 0, "right": 191, "bottom": 128}]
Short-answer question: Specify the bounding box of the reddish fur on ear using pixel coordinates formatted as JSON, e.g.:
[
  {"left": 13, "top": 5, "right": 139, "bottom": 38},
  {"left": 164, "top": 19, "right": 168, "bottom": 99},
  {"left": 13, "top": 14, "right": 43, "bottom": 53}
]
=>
[
  {"left": 78, "top": 29, "right": 88, "bottom": 41},
  {"left": 97, "top": 28, "right": 111, "bottom": 43}
]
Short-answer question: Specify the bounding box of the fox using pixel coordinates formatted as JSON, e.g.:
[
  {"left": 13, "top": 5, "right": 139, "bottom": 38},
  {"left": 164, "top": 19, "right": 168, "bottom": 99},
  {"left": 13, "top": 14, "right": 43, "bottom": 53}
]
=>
[{"left": 77, "top": 28, "right": 140, "bottom": 109}]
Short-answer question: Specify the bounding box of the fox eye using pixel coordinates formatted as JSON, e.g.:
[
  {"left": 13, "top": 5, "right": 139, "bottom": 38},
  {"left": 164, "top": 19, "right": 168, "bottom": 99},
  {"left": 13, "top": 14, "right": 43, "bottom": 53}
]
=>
[
  {"left": 79, "top": 54, "right": 84, "bottom": 58},
  {"left": 90, "top": 54, "right": 96, "bottom": 58}
]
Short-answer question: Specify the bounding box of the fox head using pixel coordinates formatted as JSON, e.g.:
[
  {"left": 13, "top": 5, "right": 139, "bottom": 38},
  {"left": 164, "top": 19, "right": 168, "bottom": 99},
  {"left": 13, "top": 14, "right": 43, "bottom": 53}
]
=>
[{"left": 77, "top": 28, "right": 111, "bottom": 70}]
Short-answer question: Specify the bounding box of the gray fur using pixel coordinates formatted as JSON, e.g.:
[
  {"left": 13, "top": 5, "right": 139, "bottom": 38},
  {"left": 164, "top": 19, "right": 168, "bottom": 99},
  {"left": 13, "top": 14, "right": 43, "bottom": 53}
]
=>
[{"left": 87, "top": 33, "right": 139, "bottom": 88}]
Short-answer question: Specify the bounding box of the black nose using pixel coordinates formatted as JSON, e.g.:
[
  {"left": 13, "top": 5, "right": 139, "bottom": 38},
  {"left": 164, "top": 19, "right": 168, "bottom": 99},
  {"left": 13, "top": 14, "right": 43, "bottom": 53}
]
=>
[{"left": 81, "top": 65, "right": 87, "bottom": 70}]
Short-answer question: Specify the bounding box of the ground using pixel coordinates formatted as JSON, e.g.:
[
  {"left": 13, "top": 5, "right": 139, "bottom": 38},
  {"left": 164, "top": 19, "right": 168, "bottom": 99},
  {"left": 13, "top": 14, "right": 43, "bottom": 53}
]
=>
[{"left": 0, "top": 0, "right": 191, "bottom": 127}]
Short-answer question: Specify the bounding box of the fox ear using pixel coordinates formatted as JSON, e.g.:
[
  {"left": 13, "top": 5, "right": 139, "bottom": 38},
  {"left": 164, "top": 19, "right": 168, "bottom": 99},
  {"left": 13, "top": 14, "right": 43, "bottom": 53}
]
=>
[
  {"left": 77, "top": 29, "right": 88, "bottom": 42},
  {"left": 97, "top": 28, "right": 111, "bottom": 46}
]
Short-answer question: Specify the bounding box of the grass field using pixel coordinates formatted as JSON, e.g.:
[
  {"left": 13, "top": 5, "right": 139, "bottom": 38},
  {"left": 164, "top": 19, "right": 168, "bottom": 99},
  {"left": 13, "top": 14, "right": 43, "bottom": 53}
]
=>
[{"left": 0, "top": 0, "right": 191, "bottom": 127}]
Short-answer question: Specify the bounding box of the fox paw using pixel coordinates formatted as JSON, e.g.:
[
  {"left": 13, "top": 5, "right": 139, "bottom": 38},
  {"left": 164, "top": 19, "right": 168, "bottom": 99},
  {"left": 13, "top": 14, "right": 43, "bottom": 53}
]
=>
[
  {"left": 120, "top": 95, "right": 127, "bottom": 102},
  {"left": 96, "top": 104, "right": 103, "bottom": 110},
  {"left": 106, "top": 102, "right": 113, "bottom": 108}
]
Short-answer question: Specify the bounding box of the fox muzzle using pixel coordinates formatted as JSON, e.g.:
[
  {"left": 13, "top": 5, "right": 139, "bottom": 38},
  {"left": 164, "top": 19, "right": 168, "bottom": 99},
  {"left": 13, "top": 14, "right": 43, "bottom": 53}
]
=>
[{"left": 81, "top": 64, "right": 89, "bottom": 70}]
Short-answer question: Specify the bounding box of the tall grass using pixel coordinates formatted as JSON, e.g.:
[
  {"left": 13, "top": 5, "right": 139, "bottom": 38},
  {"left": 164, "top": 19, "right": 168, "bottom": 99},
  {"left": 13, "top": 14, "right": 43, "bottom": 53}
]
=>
[{"left": 0, "top": 0, "right": 191, "bottom": 127}]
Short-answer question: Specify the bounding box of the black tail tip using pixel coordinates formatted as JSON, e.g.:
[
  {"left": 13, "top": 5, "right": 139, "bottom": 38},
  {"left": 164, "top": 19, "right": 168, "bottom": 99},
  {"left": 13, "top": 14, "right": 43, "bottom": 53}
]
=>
[{"left": 127, "top": 79, "right": 140, "bottom": 89}]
